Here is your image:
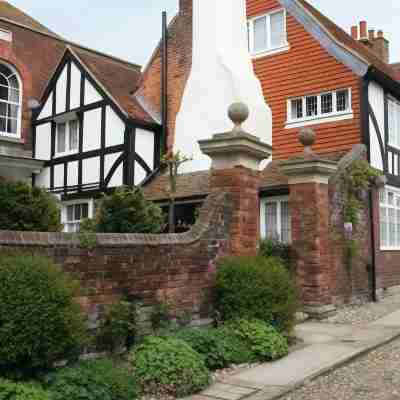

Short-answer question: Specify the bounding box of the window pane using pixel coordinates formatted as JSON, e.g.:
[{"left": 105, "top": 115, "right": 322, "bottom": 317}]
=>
[
  {"left": 306, "top": 96, "right": 318, "bottom": 117},
  {"left": 7, "top": 104, "right": 18, "bottom": 119},
  {"left": 280, "top": 201, "right": 291, "bottom": 243},
  {"left": 9, "top": 88, "right": 19, "bottom": 103},
  {"left": 389, "top": 208, "right": 396, "bottom": 247},
  {"left": 0, "top": 102, "right": 7, "bottom": 117},
  {"left": 337, "top": 90, "right": 349, "bottom": 112},
  {"left": 254, "top": 16, "right": 268, "bottom": 52},
  {"left": 69, "top": 120, "right": 79, "bottom": 151},
  {"left": 8, "top": 75, "right": 18, "bottom": 90},
  {"left": 321, "top": 93, "right": 333, "bottom": 114},
  {"left": 388, "top": 192, "right": 395, "bottom": 206},
  {"left": 67, "top": 205, "right": 74, "bottom": 222},
  {"left": 7, "top": 118, "right": 17, "bottom": 134},
  {"left": 57, "top": 123, "right": 66, "bottom": 153},
  {"left": 0, "top": 85, "right": 7, "bottom": 101},
  {"left": 291, "top": 99, "right": 303, "bottom": 120},
  {"left": 0, "top": 116, "right": 6, "bottom": 132},
  {"left": 0, "top": 65, "right": 12, "bottom": 77},
  {"left": 380, "top": 189, "right": 386, "bottom": 204},
  {"left": 270, "top": 11, "right": 285, "bottom": 48},
  {"left": 380, "top": 206, "right": 388, "bottom": 247},
  {"left": 81, "top": 204, "right": 89, "bottom": 219},
  {"left": 75, "top": 204, "right": 82, "bottom": 221},
  {"left": 265, "top": 202, "right": 278, "bottom": 240}
]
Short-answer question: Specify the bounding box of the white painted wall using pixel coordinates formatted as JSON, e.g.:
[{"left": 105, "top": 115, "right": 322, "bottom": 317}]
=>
[
  {"left": 105, "top": 152, "right": 123, "bottom": 187},
  {"left": 54, "top": 164, "right": 64, "bottom": 188},
  {"left": 35, "top": 167, "right": 50, "bottom": 189},
  {"left": 83, "top": 108, "right": 102, "bottom": 151},
  {"left": 70, "top": 62, "right": 81, "bottom": 110},
  {"left": 136, "top": 128, "right": 154, "bottom": 170},
  {"left": 105, "top": 106, "right": 125, "bottom": 147},
  {"left": 134, "top": 162, "right": 147, "bottom": 185},
  {"left": 369, "top": 81, "right": 385, "bottom": 171},
  {"left": 56, "top": 66, "right": 68, "bottom": 115},
  {"left": 35, "top": 123, "right": 51, "bottom": 160},
  {"left": 67, "top": 160, "right": 78, "bottom": 187},
  {"left": 82, "top": 156, "right": 100, "bottom": 184},
  {"left": 174, "top": 0, "right": 272, "bottom": 172},
  {"left": 38, "top": 92, "right": 53, "bottom": 120},
  {"left": 84, "top": 78, "right": 102, "bottom": 105}
]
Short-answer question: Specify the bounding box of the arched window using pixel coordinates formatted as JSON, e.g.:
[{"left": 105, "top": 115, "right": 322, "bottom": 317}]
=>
[{"left": 0, "top": 63, "right": 21, "bottom": 138}]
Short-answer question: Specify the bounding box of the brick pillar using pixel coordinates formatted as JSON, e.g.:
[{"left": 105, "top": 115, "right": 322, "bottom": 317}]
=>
[
  {"left": 280, "top": 128, "right": 338, "bottom": 317},
  {"left": 199, "top": 102, "right": 272, "bottom": 257}
]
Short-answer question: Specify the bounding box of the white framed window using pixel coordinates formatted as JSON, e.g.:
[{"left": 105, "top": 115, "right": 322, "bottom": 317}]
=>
[
  {"left": 260, "top": 196, "right": 291, "bottom": 244},
  {"left": 388, "top": 97, "right": 400, "bottom": 149},
  {"left": 379, "top": 186, "right": 400, "bottom": 250},
  {"left": 56, "top": 119, "right": 79, "bottom": 156},
  {"left": 61, "top": 200, "right": 94, "bottom": 233},
  {"left": 286, "top": 88, "right": 353, "bottom": 129},
  {"left": 248, "top": 9, "right": 289, "bottom": 57},
  {"left": 0, "top": 63, "right": 21, "bottom": 138}
]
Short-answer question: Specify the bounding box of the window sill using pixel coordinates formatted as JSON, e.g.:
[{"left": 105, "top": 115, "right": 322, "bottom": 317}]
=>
[
  {"left": 0, "top": 134, "right": 23, "bottom": 144},
  {"left": 251, "top": 44, "right": 290, "bottom": 59},
  {"left": 285, "top": 111, "right": 354, "bottom": 129},
  {"left": 380, "top": 247, "right": 400, "bottom": 252}
]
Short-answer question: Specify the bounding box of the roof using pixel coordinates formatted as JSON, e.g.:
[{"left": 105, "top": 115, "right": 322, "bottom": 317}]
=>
[
  {"left": 297, "top": 0, "right": 399, "bottom": 82},
  {"left": 0, "top": 1, "right": 156, "bottom": 124},
  {"left": 0, "top": 1, "right": 58, "bottom": 36},
  {"left": 391, "top": 63, "right": 400, "bottom": 81}
]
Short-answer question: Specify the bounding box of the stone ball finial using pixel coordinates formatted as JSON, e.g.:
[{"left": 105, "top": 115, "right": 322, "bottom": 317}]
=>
[
  {"left": 228, "top": 102, "right": 249, "bottom": 134},
  {"left": 299, "top": 127, "right": 316, "bottom": 147}
]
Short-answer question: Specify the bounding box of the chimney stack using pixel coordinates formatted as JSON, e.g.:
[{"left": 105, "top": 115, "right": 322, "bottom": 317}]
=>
[
  {"left": 179, "top": 0, "right": 192, "bottom": 16},
  {"left": 350, "top": 21, "right": 390, "bottom": 64}
]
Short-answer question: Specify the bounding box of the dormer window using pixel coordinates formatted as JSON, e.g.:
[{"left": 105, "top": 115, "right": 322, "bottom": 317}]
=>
[
  {"left": 248, "top": 9, "right": 289, "bottom": 57},
  {"left": 0, "top": 63, "right": 21, "bottom": 138}
]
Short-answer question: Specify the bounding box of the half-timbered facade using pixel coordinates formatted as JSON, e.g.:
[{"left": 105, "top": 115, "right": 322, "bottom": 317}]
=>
[{"left": 32, "top": 49, "right": 160, "bottom": 230}]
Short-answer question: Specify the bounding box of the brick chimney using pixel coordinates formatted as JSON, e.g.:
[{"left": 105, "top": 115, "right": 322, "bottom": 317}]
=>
[
  {"left": 350, "top": 21, "right": 390, "bottom": 63},
  {"left": 179, "top": 0, "right": 192, "bottom": 15}
]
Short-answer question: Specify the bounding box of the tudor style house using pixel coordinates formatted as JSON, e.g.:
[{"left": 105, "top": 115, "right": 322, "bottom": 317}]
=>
[{"left": 0, "top": 1, "right": 161, "bottom": 231}]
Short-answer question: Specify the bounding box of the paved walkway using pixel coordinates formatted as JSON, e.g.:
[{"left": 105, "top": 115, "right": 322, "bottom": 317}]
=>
[{"left": 189, "top": 309, "right": 400, "bottom": 400}]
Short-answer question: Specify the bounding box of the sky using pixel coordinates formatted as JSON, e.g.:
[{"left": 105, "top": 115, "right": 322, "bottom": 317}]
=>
[{"left": 7, "top": 0, "right": 400, "bottom": 66}]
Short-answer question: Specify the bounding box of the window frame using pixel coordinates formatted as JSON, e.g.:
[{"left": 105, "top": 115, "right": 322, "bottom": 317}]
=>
[
  {"left": 388, "top": 96, "right": 400, "bottom": 150},
  {"left": 55, "top": 118, "right": 80, "bottom": 157},
  {"left": 0, "top": 62, "right": 22, "bottom": 139},
  {"left": 286, "top": 88, "right": 353, "bottom": 129},
  {"left": 379, "top": 186, "right": 400, "bottom": 251},
  {"left": 248, "top": 8, "right": 289, "bottom": 58},
  {"left": 260, "top": 196, "right": 291, "bottom": 244},
  {"left": 61, "top": 200, "right": 94, "bottom": 233}
]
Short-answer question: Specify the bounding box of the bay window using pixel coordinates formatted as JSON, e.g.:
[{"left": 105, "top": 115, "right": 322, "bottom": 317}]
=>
[{"left": 380, "top": 186, "right": 400, "bottom": 250}]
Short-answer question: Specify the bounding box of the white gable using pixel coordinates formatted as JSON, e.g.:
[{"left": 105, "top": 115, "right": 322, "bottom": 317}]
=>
[
  {"left": 70, "top": 62, "right": 82, "bottom": 110},
  {"left": 84, "top": 78, "right": 102, "bottom": 105},
  {"left": 38, "top": 92, "right": 53, "bottom": 120},
  {"left": 56, "top": 65, "right": 68, "bottom": 115}
]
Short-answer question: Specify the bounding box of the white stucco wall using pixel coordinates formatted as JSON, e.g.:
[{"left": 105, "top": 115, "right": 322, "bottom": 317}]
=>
[
  {"left": 105, "top": 152, "right": 123, "bottom": 187},
  {"left": 38, "top": 92, "right": 53, "bottom": 120},
  {"left": 84, "top": 79, "right": 102, "bottom": 105},
  {"left": 35, "top": 168, "right": 50, "bottom": 189},
  {"left": 105, "top": 106, "right": 125, "bottom": 147},
  {"left": 67, "top": 160, "right": 79, "bottom": 187},
  {"left": 136, "top": 128, "right": 155, "bottom": 170},
  {"left": 134, "top": 162, "right": 147, "bottom": 185},
  {"left": 82, "top": 156, "right": 100, "bottom": 184},
  {"left": 174, "top": 0, "right": 272, "bottom": 172},
  {"left": 54, "top": 164, "right": 64, "bottom": 188},
  {"left": 56, "top": 66, "right": 67, "bottom": 115},
  {"left": 83, "top": 108, "right": 102, "bottom": 152},
  {"left": 70, "top": 62, "right": 81, "bottom": 110},
  {"left": 368, "top": 81, "right": 385, "bottom": 171},
  {"left": 35, "top": 123, "right": 51, "bottom": 160}
]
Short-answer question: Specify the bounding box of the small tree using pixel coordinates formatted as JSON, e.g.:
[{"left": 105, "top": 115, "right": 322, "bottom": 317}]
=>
[
  {"left": 0, "top": 179, "right": 62, "bottom": 232},
  {"left": 88, "top": 187, "right": 164, "bottom": 234},
  {"left": 161, "top": 151, "right": 191, "bottom": 233}
]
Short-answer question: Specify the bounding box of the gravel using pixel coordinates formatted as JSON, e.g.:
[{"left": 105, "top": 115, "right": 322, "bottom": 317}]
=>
[
  {"left": 324, "top": 294, "right": 400, "bottom": 325},
  {"left": 282, "top": 337, "right": 400, "bottom": 400}
]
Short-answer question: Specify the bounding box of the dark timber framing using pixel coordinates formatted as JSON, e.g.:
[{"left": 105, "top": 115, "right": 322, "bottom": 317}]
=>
[{"left": 32, "top": 48, "right": 161, "bottom": 197}]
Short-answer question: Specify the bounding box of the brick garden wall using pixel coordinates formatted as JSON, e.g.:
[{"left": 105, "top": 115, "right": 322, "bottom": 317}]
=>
[{"left": 0, "top": 192, "right": 232, "bottom": 324}]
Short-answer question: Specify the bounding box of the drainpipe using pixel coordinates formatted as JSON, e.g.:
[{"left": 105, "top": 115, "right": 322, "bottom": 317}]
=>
[{"left": 369, "top": 190, "right": 377, "bottom": 302}]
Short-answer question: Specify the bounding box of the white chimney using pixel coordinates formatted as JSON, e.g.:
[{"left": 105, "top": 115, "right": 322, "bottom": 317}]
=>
[{"left": 174, "top": 0, "right": 273, "bottom": 173}]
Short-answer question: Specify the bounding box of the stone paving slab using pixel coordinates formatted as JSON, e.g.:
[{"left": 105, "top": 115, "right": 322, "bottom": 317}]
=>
[{"left": 371, "top": 309, "right": 400, "bottom": 328}]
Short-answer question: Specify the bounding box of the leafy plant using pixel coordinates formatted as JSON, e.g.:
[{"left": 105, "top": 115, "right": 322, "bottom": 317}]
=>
[
  {"left": 222, "top": 320, "right": 289, "bottom": 361},
  {"left": 131, "top": 336, "right": 210, "bottom": 397},
  {"left": 0, "top": 379, "right": 49, "bottom": 400},
  {"left": 0, "top": 179, "right": 62, "bottom": 232},
  {"left": 215, "top": 256, "right": 297, "bottom": 335},
  {"left": 259, "top": 239, "right": 291, "bottom": 267},
  {"left": 97, "top": 300, "right": 138, "bottom": 353},
  {"left": 0, "top": 254, "right": 87, "bottom": 378},
  {"left": 45, "top": 359, "right": 137, "bottom": 400},
  {"left": 89, "top": 187, "right": 164, "bottom": 234},
  {"left": 175, "top": 326, "right": 254, "bottom": 369}
]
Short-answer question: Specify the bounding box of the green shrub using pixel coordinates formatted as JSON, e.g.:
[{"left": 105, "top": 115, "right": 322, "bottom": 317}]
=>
[
  {"left": 132, "top": 336, "right": 210, "bottom": 397},
  {"left": 0, "top": 379, "right": 49, "bottom": 400},
  {"left": 259, "top": 239, "right": 291, "bottom": 266},
  {"left": 223, "top": 320, "right": 289, "bottom": 361},
  {"left": 175, "top": 327, "right": 253, "bottom": 370},
  {"left": 0, "top": 180, "right": 61, "bottom": 232},
  {"left": 46, "top": 359, "right": 137, "bottom": 400},
  {"left": 91, "top": 187, "right": 164, "bottom": 234},
  {"left": 97, "top": 300, "right": 137, "bottom": 353},
  {"left": 0, "top": 254, "right": 87, "bottom": 378},
  {"left": 215, "top": 256, "right": 297, "bottom": 334}
]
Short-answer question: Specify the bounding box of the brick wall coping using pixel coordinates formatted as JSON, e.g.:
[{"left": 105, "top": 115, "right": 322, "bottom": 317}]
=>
[{"left": 0, "top": 192, "right": 229, "bottom": 248}]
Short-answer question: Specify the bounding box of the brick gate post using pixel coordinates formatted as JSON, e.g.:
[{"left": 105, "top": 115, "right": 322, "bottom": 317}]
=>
[
  {"left": 280, "top": 128, "right": 338, "bottom": 318},
  {"left": 199, "top": 103, "right": 272, "bottom": 256}
]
